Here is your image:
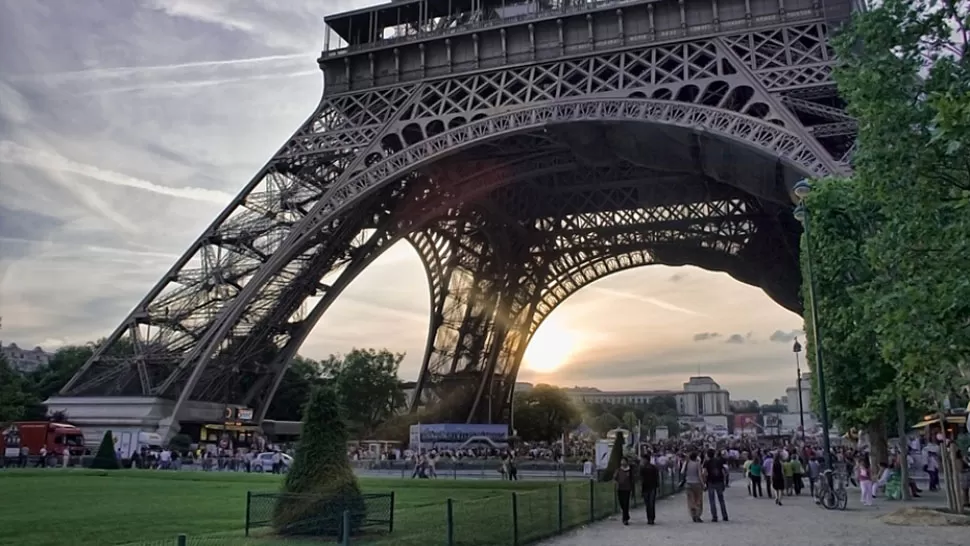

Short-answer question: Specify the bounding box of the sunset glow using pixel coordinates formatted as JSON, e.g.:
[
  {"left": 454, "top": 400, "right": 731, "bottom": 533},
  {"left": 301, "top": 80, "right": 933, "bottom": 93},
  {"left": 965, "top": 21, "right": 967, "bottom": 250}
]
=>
[{"left": 523, "top": 314, "right": 578, "bottom": 373}]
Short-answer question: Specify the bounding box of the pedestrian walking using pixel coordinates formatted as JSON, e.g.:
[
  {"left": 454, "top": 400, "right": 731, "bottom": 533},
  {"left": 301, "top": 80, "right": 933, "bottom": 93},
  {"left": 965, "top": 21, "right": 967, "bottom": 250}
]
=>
[
  {"left": 771, "top": 450, "right": 786, "bottom": 506},
  {"left": 614, "top": 457, "right": 634, "bottom": 525},
  {"left": 763, "top": 453, "right": 775, "bottom": 498},
  {"left": 748, "top": 455, "right": 763, "bottom": 498},
  {"left": 682, "top": 452, "right": 704, "bottom": 522},
  {"left": 640, "top": 453, "right": 660, "bottom": 525}
]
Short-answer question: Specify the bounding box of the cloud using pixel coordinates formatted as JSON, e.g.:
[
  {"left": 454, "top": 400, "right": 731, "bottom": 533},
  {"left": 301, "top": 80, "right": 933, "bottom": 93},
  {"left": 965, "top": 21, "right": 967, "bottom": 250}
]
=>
[
  {"left": 17, "top": 53, "right": 312, "bottom": 82},
  {"left": 588, "top": 286, "right": 705, "bottom": 316},
  {"left": 692, "top": 332, "right": 720, "bottom": 341},
  {"left": 725, "top": 334, "right": 746, "bottom": 344},
  {"left": 0, "top": 141, "right": 233, "bottom": 204},
  {"left": 769, "top": 329, "right": 804, "bottom": 343}
]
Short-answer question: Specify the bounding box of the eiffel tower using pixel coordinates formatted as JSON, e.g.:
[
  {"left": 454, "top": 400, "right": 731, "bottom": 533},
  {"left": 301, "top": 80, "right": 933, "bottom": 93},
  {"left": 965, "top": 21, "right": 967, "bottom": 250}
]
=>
[{"left": 53, "top": 0, "right": 860, "bottom": 437}]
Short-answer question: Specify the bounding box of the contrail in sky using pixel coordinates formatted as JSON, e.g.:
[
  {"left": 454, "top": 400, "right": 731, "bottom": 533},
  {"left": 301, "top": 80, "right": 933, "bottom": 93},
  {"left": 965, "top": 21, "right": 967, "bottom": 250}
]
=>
[
  {"left": 84, "top": 70, "right": 318, "bottom": 95},
  {"left": 590, "top": 287, "right": 706, "bottom": 317},
  {"left": 0, "top": 141, "right": 233, "bottom": 204},
  {"left": 11, "top": 53, "right": 313, "bottom": 81}
]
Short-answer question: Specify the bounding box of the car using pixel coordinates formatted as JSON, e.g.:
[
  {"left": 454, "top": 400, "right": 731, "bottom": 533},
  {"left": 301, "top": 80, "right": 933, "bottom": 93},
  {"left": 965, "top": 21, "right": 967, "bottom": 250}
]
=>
[{"left": 254, "top": 451, "right": 293, "bottom": 472}]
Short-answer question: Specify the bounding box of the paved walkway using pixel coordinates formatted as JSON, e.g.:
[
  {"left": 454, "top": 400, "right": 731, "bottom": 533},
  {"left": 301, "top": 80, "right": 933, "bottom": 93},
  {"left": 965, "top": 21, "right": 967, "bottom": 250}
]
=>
[{"left": 541, "top": 483, "right": 966, "bottom": 546}]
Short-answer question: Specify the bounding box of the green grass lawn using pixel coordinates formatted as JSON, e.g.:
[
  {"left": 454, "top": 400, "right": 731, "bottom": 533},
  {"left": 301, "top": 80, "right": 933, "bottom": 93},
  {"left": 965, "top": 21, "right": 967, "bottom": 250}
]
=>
[{"left": 0, "top": 470, "right": 611, "bottom": 546}]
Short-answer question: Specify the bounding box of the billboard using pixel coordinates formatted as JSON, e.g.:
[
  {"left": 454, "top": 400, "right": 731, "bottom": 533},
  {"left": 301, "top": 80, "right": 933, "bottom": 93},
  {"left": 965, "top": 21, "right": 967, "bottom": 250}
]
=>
[
  {"left": 733, "top": 413, "right": 760, "bottom": 435},
  {"left": 408, "top": 424, "right": 509, "bottom": 451}
]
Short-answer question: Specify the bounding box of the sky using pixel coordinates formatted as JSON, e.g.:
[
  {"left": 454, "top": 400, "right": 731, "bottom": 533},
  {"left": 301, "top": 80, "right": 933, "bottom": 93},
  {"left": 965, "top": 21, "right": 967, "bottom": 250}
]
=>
[{"left": 0, "top": 0, "right": 805, "bottom": 403}]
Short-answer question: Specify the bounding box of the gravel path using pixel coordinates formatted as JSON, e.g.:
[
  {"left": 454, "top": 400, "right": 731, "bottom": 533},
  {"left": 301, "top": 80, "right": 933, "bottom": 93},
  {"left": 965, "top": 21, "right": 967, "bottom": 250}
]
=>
[{"left": 540, "top": 482, "right": 966, "bottom": 546}]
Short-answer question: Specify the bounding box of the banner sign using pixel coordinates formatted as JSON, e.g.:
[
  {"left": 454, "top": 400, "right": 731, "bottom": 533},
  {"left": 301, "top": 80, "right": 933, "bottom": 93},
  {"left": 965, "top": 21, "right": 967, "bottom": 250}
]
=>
[{"left": 408, "top": 424, "right": 508, "bottom": 450}]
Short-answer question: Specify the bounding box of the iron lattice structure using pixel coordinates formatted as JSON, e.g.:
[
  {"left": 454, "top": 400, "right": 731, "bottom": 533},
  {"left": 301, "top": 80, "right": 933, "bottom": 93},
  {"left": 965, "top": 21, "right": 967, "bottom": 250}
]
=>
[{"left": 61, "top": 0, "right": 857, "bottom": 425}]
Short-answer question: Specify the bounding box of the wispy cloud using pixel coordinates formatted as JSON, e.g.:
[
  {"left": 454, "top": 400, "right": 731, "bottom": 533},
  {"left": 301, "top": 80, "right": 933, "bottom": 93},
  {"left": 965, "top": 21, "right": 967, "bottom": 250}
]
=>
[
  {"left": 588, "top": 286, "right": 706, "bottom": 316},
  {"left": 0, "top": 141, "right": 233, "bottom": 204},
  {"left": 83, "top": 71, "right": 318, "bottom": 96},
  {"left": 14, "top": 53, "right": 314, "bottom": 82}
]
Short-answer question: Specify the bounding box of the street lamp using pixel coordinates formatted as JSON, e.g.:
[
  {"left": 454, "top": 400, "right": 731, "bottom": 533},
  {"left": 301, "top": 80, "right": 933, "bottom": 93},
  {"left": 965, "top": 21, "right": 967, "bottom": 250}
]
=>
[
  {"left": 792, "top": 179, "right": 834, "bottom": 477},
  {"left": 792, "top": 338, "right": 806, "bottom": 445}
]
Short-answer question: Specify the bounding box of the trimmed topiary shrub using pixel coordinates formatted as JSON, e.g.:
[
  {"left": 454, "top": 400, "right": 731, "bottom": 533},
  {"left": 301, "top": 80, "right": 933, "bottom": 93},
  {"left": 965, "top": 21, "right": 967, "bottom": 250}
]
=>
[
  {"left": 273, "top": 386, "right": 366, "bottom": 537},
  {"left": 90, "top": 430, "right": 120, "bottom": 470},
  {"left": 602, "top": 431, "right": 625, "bottom": 481}
]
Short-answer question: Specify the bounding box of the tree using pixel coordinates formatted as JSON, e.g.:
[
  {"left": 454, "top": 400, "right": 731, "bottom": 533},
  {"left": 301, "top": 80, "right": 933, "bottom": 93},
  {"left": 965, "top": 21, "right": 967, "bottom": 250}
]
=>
[
  {"left": 732, "top": 400, "right": 760, "bottom": 413},
  {"left": 46, "top": 410, "right": 70, "bottom": 423},
  {"left": 588, "top": 412, "right": 622, "bottom": 436},
  {"left": 90, "top": 431, "right": 119, "bottom": 470},
  {"left": 644, "top": 395, "right": 678, "bottom": 416},
  {"left": 800, "top": 177, "right": 899, "bottom": 466},
  {"left": 602, "top": 431, "right": 625, "bottom": 482},
  {"left": 320, "top": 349, "right": 406, "bottom": 437},
  {"left": 274, "top": 386, "right": 365, "bottom": 537},
  {"left": 168, "top": 433, "right": 192, "bottom": 454},
  {"left": 265, "top": 356, "right": 326, "bottom": 421},
  {"left": 512, "top": 384, "right": 581, "bottom": 442},
  {"left": 21, "top": 344, "right": 94, "bottom": 419},
  {"left": 758, "top": 404, "right": 787, "bottom": 414},
  {"left": 834, "top": 0, "right": 970, "bottom": 404},
  {"left": 833, "top": 0, "right": 970, "bottom": 511},
  {"left": 0, "top": 355, "right": 36, "bottom": 423},
  {"left": 659, "top": 415, "right": 681, "bottom": 437}
]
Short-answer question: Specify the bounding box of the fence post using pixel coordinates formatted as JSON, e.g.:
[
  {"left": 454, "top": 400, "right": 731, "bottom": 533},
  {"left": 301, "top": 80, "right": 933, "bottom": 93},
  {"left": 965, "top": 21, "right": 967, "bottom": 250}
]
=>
[
  {"left": 557, "top": 483, "right": 564, "bottom": 532},
  {"left": 176, "top": 534, "right": 187, "bottom": 546},
  {"left": 341, "top": 510, "right": 351, "bottom": 546},
  {"left": 446, "top": 499, "right": 455, "bottom": 546},
  {"left": 244, "top": 491, "right": 252, "bottom": 537},
  {"left": 588, "top": 479, "right": 594, "bottom": 523},
  {"left": 389, "top": 491, "right": 396, "bottom": 533},
  {"left": 511, "top": 493, "right": 519, "bottom": 546}
]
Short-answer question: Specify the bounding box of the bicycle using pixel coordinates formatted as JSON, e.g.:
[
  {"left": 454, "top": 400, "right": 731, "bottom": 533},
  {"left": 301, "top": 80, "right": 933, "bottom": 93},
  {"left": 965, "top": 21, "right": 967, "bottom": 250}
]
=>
[{"left": 814, "top": 469, "right": 848, "bottom": 510}]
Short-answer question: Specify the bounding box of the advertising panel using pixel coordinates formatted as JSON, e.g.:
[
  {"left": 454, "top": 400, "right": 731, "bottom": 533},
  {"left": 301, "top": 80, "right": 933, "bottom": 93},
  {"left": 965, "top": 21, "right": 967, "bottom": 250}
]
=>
[
  {"left": 408, "top": 423, "right": 509, "bottom": 451},
  {"left": 733, "top": 413, "right": 760, "bottom": 435}
]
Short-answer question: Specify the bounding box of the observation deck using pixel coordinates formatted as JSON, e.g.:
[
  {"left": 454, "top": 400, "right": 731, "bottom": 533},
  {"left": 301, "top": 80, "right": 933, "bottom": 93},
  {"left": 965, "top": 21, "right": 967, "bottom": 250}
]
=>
[{"left": 318, "top": 0, "right": 862, "bottom": 94}]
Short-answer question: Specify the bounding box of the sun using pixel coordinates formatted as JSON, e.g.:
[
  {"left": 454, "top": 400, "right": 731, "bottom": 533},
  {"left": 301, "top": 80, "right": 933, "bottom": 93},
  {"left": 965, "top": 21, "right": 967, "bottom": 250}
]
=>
[{"left": 523, "top": 314, "right": 578, "bottom": 373}]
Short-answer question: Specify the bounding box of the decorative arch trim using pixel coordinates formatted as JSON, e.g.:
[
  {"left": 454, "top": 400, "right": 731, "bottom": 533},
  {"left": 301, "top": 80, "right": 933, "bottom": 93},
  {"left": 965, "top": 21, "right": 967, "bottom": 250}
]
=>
[{"left": 313, "top": 98, "right": 835, "bottom": 235}]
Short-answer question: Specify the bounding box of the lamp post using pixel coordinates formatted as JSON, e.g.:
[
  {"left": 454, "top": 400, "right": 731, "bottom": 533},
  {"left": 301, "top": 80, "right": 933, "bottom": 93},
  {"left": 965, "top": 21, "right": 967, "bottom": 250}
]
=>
[
  {"left": 793, "top": 179, "right": 834, "bottom": 477},
  {"left": 792, "top": 338, "right": 807, "bottom": 445}
]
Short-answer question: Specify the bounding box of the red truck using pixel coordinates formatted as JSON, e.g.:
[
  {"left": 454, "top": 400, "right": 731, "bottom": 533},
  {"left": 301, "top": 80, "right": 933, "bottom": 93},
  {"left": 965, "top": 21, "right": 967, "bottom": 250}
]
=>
[{"left": 1, "top": 421, "right": 86, "bottom": 458}]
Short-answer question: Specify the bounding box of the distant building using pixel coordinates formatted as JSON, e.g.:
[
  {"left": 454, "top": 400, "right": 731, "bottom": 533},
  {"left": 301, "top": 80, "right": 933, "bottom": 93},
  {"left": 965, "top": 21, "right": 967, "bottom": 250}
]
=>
[
  {"left": 0, "top": 341, "right": 52, "bottom": 373},
  {"left": 565, "top": 376, "right": 732, "bottom": 418},
  {"left": 563, "top": 386, "right": 679, "bottom": 406},
  {"left": 678, "top": 376, "right": 730, "bottom": 416},
  {"left": 785, "top": 373, "right": 813, "bottom": 414}
]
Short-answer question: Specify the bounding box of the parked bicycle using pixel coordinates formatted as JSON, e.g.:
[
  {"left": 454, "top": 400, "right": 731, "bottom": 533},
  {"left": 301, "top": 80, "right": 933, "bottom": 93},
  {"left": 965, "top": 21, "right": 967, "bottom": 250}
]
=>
[{"left": 814, "top": 468, "right": 848, "bottom": 510}]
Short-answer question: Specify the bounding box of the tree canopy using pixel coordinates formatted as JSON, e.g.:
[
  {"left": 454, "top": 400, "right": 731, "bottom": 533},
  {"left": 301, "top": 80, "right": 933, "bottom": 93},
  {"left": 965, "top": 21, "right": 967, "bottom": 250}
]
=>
[
  {"left": 827, "top": 0, "right": 970, "bottom": 407},
  {"left": 800, "top": 177, "right": 898, "bottom": 430},
  {"left": 3, "top": 341, "right": 408, "bottom": 440},
  {"left": 319, "top": 349, "right": 407, "bottom": 437},
  {"left": 512, "top": 384, "right": 581, "bottom": 442}
]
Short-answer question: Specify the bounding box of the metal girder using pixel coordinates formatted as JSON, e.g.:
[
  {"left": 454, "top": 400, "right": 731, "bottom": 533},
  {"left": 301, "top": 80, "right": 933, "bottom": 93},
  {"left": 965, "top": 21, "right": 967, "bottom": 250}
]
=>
[
  {"left": 59, "top": 13, "right": 852, "bottom": 431},
  {"left": 405, "top": 172, "right": 791, "bottom": 422}
]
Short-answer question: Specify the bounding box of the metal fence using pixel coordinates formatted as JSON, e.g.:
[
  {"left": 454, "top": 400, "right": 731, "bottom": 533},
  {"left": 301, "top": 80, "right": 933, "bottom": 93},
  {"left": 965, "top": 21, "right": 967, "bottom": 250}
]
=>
[
  {"left": 126, "top": 471, "right": 682, "bottom": 546},
  {"left": 245, "top": 491, "right": 394, "bottom": 538}
]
